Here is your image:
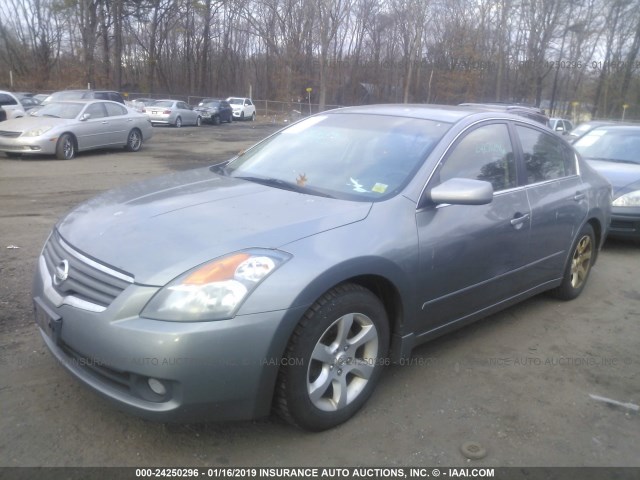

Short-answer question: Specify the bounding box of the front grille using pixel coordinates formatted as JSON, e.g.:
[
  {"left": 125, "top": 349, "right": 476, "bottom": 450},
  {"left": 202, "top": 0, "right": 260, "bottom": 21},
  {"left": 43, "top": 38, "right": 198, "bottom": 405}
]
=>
[
  {"left": 42, "top": 231, "right": 134, "bottom": 309},
  {"left": 0, "top": 130, "right": 21, "bottom": 138}
]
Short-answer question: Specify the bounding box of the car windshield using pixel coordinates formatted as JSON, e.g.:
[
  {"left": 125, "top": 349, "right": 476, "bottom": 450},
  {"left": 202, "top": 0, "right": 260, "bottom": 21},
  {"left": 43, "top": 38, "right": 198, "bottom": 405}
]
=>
[
  {"left": 574, "top": 129, "right": 640, "bottom": 165},
  {"left": 224, "top": 113, "right": 451, "bottom": 201},
  {"left": 202, "top": 102, "right": 220, "bottom": 108},
  {"left": 33, "top": 102, "right": 84, "bottom": 119},
  {"left": 228, "top": 98, "right": 243, "bottom": 105}
]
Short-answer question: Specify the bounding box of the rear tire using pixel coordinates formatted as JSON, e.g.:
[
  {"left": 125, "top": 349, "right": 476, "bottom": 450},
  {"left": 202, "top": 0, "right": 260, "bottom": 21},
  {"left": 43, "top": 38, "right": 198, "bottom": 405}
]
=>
[
  {"left": 55, "top": 133, "right": 75, "bottom": 160},
  {"left": 551, "top": 223, "right": 595, "bottom": 300},
  {"left": 251, "top": 111, "right": 256, "bottom": 121},
  {"left": 174, "top": 116, "right": 182, "bottom": 128},
  {"left": 125, "top": 128, "right": 142, "bottom": 152},
  {"left": 275, "top": 283, "right": 389, "bottom": 431},
  {"left": 195, "top": 116, "right": 202, "bottom": 127}
]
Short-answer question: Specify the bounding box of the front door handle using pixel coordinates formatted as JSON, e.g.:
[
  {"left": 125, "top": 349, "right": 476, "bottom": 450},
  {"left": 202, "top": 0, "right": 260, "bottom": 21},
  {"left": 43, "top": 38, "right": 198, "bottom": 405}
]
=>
[{"left": 510, "top": 213, "right": 530, "bottom": 228}]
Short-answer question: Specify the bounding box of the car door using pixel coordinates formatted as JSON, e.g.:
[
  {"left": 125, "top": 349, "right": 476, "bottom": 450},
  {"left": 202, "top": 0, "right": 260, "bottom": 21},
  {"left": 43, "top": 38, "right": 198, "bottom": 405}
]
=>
[
  {"left": 513, "top": 123, "right": 588, "bottom": 287},
  {"left": 177, "top": 102, "right": 196, "bottom": 125},
  {"left": 415, "top": 122, "right": 532, "bottom": 334},
  {"left": 74, "top": 102, "right": 110, "bottom": 150},
  {"left": 104, "top": 102, "right": 130, "bottom": 144}
]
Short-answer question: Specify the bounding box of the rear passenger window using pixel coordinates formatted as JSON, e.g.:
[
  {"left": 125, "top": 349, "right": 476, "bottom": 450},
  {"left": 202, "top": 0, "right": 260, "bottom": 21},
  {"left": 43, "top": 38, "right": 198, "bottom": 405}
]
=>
[
  {"left": 105, "top": 103, "right": 127, "bottom": 116},
  {"left": 439, "top": 123, "right": 517, "bottom": 191},
  {"left": 516, "top": 126, "right": 577, "bottom": 183}
]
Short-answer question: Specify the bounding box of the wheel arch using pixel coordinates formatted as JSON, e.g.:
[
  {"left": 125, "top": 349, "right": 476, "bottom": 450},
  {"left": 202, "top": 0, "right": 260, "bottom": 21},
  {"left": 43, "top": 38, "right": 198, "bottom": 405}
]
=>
[{"left": 252, "top": 260, "right": 410, "bottom": 418}]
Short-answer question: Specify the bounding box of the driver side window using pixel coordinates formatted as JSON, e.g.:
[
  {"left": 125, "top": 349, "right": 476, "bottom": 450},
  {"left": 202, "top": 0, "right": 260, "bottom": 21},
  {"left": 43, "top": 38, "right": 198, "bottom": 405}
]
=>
[{"left": 439, "top": 123, "right": 517, "bottom": 192}]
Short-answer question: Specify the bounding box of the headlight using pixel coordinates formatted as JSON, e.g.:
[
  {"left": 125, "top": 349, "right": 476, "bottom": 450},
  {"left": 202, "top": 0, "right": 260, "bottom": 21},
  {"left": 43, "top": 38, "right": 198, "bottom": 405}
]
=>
[
  {"left": 612, "top": 190, "right": 640, "bottom": 207},
  {"left": 23, "top": 126, "right": 53, "bottom": 137},
  {"left": 141, "top": 250, "right": 290, "bottom": 321}
]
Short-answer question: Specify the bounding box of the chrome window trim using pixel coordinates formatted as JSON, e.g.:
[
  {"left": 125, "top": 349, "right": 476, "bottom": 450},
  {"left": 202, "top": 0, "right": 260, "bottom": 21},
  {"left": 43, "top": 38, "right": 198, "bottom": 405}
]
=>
[{"left": 416, "top": 117, "right": 518, "bottom": 208}]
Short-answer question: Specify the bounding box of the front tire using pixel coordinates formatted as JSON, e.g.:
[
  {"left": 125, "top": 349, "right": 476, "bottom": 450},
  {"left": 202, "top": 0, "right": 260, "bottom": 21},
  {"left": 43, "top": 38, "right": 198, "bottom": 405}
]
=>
[
  {"left": 55, "top": 133, "right": 75, "bottom": 160},
  {"left": 551, "top": 223, "right": 595, "bottom": 300},
  {"left": 275, "top": 283, "right": 389, "bottom": 431},
  {"left": 125, "top": 128, "right": 142, "bottom": 152},
  {"left": 213, "top": 115, "right": 221, "bottom": 126}
]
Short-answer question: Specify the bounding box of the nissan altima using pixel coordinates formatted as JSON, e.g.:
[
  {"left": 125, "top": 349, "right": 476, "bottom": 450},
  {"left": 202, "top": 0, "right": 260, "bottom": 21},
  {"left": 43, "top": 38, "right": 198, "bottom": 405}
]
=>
[
  {"left": 32, "top": 105, "right": 611, "bottom": 431},
  {"left": 0, "top": 100, "right": 153, "bottom": 160}
]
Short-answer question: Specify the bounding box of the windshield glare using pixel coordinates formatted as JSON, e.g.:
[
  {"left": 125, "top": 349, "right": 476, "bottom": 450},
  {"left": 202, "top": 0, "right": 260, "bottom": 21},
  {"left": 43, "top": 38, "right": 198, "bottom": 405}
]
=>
[
  {"left": 226, "top": 113, "right": 451, "bottom": 201},
  {"left": 35, "top": 102, "right": 84, "bottom": 119},
  {"left": 574, "top": 129, "right": 640, "bottom": 164}
]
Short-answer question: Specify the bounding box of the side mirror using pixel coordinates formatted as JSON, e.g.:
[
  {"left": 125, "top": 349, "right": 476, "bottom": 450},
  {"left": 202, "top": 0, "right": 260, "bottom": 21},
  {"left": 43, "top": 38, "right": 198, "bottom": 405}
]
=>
[
  {"left": 80, "top": 113, "right": 92, "bottom": 121},
  {"left": 429, "top": 178, "right": 494, "bottom": 206},
  {"left": 555, "top": 125, "right": 565, "bottom": 132}
]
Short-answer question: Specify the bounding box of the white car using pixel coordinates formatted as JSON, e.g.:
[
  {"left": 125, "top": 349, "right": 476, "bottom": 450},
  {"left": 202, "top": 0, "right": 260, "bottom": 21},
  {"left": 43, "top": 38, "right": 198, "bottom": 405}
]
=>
[
  {"left": 226, "top": 97, "right": 256, "bottom": 121},
  {"left": 0, "top": 91, "right": 26, "bottom": 120}
]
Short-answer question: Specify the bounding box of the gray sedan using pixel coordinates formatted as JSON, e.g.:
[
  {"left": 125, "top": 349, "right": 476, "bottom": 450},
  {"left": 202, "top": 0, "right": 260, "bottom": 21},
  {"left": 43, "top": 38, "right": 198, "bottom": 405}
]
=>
[
  {"left": 32, "top": 105, "right": 611, "bottom": 430},
  {"left": 0, "top": 100, "right": 153, "bottom": 160},
  {"left": 144, "top": 99, "right": 202, "bottom": 127}
]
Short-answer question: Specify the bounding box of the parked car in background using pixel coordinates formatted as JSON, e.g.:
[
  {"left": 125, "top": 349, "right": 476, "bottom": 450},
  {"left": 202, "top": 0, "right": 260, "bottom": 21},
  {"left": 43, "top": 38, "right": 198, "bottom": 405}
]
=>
[
  {"left": 144, "top": 99, "right": 202, "bottom": 127},
  {"left": 16, "top": 95, "right": 41, "bottom": 111},
  {"left": 574, "top": 125, "right": 640, "bottom": 239},
  {"left": 567, "top": 120, "right": 620, "bottom": 143},
  {"left": 0, "top": 90, "right": 27, "bottom": 120},
  {"left": 129, "top": 98, "right": 156, "bottom": 112},
  {"left": 0, "top": 106, "right": 6, "bottom": 122},
  {"left": 198, "top": 98, "right": 219, "bottom": 106},
  {"left": 0, "top": 99, "right": 153, "bottom": 160},
  {"left": 195, "top": 99, "right": 232, "bottom": 125},
  {"left": 41, "top": 90, "right": 126, "bottom": 105},
  {"left": 33, "top": 93, "right": 49, "bottom": 104},
  {"left": 227, "top": 97, "right": 256, "bottom": 121},
  {"left": 549, "top": 118, "right": 574, "bottom": 136},
  {"left": 31, "top": 104, "right": 610, "bottom": 431},
  {"left": 459, "top": 102, "right": 549, "bottom": 126}
]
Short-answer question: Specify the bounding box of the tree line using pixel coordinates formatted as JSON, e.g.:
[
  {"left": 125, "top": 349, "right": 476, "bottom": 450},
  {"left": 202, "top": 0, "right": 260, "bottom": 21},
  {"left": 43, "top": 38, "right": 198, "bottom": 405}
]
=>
[{"left": 1, "top": 0, "right": 639, "bottom": 119}]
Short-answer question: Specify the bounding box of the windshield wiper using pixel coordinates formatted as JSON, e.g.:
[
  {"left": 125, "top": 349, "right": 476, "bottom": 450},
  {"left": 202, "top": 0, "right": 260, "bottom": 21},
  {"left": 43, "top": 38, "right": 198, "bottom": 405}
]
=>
[
  {"left": 235, "top": 176, "right": 335, "bottom": 198},
  {"left": 42, "top": 114, "right": 60, "bottom": 118}
]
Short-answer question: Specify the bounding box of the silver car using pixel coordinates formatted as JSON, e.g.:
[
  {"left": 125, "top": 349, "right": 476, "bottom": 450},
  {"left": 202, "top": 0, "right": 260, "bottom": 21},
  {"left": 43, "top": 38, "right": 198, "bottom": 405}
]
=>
[
  {"left": 0, "top": 100, "right": 153, "bottom": 160},
  {"left": 32, "top": 105, "right": 611, "bottom": 430},
  {"left": 144, "top": 99, "right": 202, "bottom": 127}
]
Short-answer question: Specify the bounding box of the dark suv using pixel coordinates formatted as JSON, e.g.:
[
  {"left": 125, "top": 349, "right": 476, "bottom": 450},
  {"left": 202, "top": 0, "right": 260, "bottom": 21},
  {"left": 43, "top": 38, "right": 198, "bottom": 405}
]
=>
[
  {"left": 460, "top": 102, "right": 550, "bottom": 126},
  {"left": 43, "top": 90, "right": 126, "bottom": 105}
]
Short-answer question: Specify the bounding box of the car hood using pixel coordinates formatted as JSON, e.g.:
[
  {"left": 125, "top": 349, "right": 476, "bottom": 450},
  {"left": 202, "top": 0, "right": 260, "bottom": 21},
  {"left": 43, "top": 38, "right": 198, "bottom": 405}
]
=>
[
  {"left": 0, "top": 115, "right": 74, "bottom": 132},
  {"left": 586, "top": 159, "right": 640, "bottom": 197},
  {"left": 56, "top": 168, "right": 372, "bottom": 286}
]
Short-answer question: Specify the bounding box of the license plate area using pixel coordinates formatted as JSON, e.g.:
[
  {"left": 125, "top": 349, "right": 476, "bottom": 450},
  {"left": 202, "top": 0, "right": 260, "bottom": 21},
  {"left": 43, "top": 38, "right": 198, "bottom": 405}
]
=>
[{"left": 34, "top": 297, "right": 62, "bottom": 345}]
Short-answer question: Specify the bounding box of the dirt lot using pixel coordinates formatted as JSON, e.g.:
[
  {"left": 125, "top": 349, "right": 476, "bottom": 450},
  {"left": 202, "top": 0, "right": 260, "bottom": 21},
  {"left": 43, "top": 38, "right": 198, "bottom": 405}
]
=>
[{"left": 0, "top": 119, "right": 639, "bottom": 469}]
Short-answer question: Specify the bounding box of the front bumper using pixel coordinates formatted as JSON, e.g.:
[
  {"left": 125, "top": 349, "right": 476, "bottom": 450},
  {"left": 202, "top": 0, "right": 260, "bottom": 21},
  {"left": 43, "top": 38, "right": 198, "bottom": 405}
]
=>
[
  {"left": 0, "top": 134, "right": 57, "bottom": 155},
  {"left": 32, "top": 251, "right": 306, "bottom": 422},
  {"left": 609, "top": 206, "right": 640, "bottom": 239}
]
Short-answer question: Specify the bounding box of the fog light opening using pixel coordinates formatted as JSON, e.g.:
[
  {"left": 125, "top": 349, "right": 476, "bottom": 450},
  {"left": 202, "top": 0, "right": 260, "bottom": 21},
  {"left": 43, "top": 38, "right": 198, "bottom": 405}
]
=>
[{"left": 147, "top": 378, "right": 167, "bottom": 396}]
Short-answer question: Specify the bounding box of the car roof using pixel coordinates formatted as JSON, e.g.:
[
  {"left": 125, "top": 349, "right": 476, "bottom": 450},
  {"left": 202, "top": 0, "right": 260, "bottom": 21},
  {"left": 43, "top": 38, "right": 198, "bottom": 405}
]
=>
[
  {"left": 324, "top": 103, "right": 545, "bottom": 124},
  {"left": 45, "top": 99, "right": 123, "bottom": 105}
]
